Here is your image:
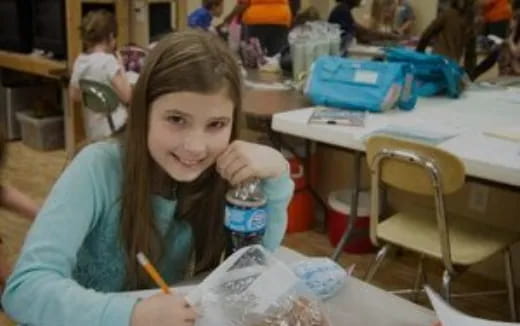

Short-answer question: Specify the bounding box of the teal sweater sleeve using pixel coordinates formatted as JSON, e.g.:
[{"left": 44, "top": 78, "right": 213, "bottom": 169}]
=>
[
  {"left": 2, "top": 144, "right": 138, "bottom": 326},
  {"left": 261, "top": 171, "right": 295, "bottom": 251}
]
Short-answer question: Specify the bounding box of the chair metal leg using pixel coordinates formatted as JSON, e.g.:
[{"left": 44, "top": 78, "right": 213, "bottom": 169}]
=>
[
  {"left": 504, "top": 249, "right": 518, "bottom": 321},
  {"left": 442, "top": 269, "right": 452, "bottom": 303},
  {"left": 107, "top": 114, "right": 116, "bottom": 133},
  {"left": 412, "top": 254, "right": 426, "bottom": 302},
  {"left": 332, "top": 152, "right": 362, "bottom": 261},
  {"left": 365, "top": 244, "right": 391, "bottom": 282}
]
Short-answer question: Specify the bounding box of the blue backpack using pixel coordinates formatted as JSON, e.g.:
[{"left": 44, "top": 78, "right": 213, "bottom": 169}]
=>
[
  {"left": 304, "top": 56, "right": 417, "bottom": 112},
  {"left": 384, "top": 47, "right": 466, "bottom": 98}
]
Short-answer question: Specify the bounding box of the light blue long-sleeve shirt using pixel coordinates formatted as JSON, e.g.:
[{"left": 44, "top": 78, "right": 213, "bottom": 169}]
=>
[{"left": 2, "top": 141, "right": 294, "bottom": 326}]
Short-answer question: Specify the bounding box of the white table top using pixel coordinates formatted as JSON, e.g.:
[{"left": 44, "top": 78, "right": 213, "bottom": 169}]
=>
[
  {"left": 272, "top": 88, "right": 520, "bottom": 188},
  {"left": 126, "top": 247, "right": 435, "bottom": 326}
]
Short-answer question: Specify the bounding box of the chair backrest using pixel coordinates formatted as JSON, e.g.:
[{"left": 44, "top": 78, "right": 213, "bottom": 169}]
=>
[
  {"left": 366, "top": 135, "right": 465, "bottom": 272},
  {"left": 78, "top": 79, "right": 119, "bottom": 114},
  {"left": 366, "top": 136, "right": 465, "bottom": 196}
]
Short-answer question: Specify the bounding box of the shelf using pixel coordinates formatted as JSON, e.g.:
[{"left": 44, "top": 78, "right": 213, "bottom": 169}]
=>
[{"left": 0, "top": 51, "right": 68, "bottom": 80}]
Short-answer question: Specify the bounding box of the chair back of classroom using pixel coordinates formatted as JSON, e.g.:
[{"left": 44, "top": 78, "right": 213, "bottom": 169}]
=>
[{"left": 79, "top": 79, "right": 120, "bottom": 132}]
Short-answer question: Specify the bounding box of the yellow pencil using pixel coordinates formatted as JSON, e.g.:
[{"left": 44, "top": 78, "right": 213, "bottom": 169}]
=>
[{"left": 137, "top": 252, "right": 171, "bottom": 294}]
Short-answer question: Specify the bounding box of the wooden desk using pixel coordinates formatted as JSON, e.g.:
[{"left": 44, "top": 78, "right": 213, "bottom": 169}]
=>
[
  {"left": 243, "top": 70, "right": 309, "bottom": 119},
  {"left": 0, "top": 51, "right": 79, "bottom": 157},
  {"left": 0, "top": 51, "right": 67, "bottom": 80},
  {"left": 242, "top": 70, "right": 310, "bottom": 146}
]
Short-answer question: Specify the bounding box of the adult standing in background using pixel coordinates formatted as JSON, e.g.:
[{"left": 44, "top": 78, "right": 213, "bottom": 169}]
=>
[
  {"left": 480, "top": 0, "right": 513, "bottom": 38},
  {"left": 242, "top": 0, "right": 292, "bottom": 56},
  {"left": 289, "top": 0, "right": 301, "bottom": 20}
]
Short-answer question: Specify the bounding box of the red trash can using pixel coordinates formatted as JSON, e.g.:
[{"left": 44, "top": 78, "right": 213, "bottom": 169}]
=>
[
  {"left": 285, "top": 151, "right": 315, "bottom": 233},
  {"left": 327, "top": 189, "right": 376, "bottom": 254}
]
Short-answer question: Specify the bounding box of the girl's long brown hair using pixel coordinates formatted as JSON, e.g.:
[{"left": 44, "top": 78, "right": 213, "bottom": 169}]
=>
[{"left": 120, "top": 30, "right": 242, "bottom": 289}]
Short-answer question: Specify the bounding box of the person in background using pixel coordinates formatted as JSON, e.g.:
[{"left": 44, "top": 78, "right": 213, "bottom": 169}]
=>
[
  {"left": 328, "top": 0, "right": 399, "bottom": 47},
  {"left": 69, "top": 10, "right": 132, "bottom": 141},
  {"left": 242, "top": 0, "right": 292, "bottom": 56},
  {"left": 471, "top": 10, "right": 520, "bottom": 80},
  {"left": 280, "top": 6, "right": 322, "bottom": 73},
  {"left": 479, "top": 0, "right": 512, "bottom": 39},
  {"left": 289, "top": 0, "right": 302, "bottom": 22},
  {"left": 293, "top": 6, "right": 321, "bottom": 27},
  {"left": 367, "top": 0, "right": 398, "bottom": 34},
  {"left": 394, "top": 0, "right": 416, "bottom": 35},
  {"left": 2, "top": 30, "right": 293, "bottom": 326},
  {"left": 0, "top": 130, "right": 39, "bottom": 290},
  {"left": 219, "top": 0, "right": 249, "bottom": 27},
  {"left": 417, "top": 0, "right": 477, "bottom": 74},
  {"left": 188, "top": 0, "right": 224, "bottom": 31}
]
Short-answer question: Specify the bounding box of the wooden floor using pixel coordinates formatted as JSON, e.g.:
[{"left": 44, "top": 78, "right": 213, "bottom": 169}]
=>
[{"left": 0, "top": 141, "right": 513, "bottom": 324}]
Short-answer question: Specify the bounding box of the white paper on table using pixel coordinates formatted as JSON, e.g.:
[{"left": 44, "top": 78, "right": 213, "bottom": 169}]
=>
[
  {"left": 484, "top": 126, "right": 520, "bottom": 142},
  {"left": 426, "top": 286, "right": 518, "bottom": 326},
  {"left": 243, "top": 79, "right": 292, "bottom": 90}
]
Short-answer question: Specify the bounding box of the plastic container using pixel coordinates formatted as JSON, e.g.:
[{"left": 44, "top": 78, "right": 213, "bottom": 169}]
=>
[
  {"left": 327, "top": 189, "right": 376, "bottom": 254},
  {"left": 17, "top": 112, "right": 64, "bottom": 151},
  {"left": 285, "top": 151, "right": 314, "bottom": 233}
]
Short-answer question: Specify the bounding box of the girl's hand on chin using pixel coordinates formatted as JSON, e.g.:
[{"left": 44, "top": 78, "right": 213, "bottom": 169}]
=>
[{"left": 216, "top": 140, "right": 288, "bottom": 185}]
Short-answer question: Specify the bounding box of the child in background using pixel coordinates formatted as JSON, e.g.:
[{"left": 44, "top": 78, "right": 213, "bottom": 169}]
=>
[
  {"left": 394, "top": 0, "right": 416, "bottom": 35},
  {"left": 69, "top": 10, "right": 132, "bottom": 141},
  {"left": 367, "top": 0, "right": 398, "bottom": 34},
  {"left": 2, "top": 31, "right": 293, "bottom": 326},
  {"left": 329, "top": 0, "right": 399, "bottom": 47},
  {"left": 417, "top": 0, "right": 477, "bottom": 74},
  {"left": 471, "top": 11, "right": 520, "bottom": 79},
  {"left": 188, "top": 0, "right": 224, "bottom": 30},
  {"left": 219, "top": 0, "right": 249, "bottom": 28},
  {"left": 0, "top": 130, "right": 39, "bottom": 290}
]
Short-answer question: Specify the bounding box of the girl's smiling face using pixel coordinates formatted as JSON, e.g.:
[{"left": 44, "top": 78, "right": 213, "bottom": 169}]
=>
[{"left": 147, "top": 88, "right": 234, "bottom": 182}]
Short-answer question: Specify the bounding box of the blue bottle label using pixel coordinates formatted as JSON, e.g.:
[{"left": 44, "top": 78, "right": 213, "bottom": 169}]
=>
[{"left": 225, "top": 205, "right": 267, "bottom": 233}]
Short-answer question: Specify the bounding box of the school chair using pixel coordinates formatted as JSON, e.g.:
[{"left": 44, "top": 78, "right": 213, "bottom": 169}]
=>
[
  {"left": 78, "top": 79, "right": 119, "bottom": 134},
  {"left": 364, "top": 135, "right": 520, "bottom": 321}
]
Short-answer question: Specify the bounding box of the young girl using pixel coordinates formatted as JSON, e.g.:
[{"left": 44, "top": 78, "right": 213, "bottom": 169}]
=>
[
  {"left": 417, "top": 0, "right": 477, "bottom": 74},
  {"left": 69, "top": 10, "right": 132, "bottom": 141},
  {"left": 2, "top": 31, "right": 293, "bottom": 326}
]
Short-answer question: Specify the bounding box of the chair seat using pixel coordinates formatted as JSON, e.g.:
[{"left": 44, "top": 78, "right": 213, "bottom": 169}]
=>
[{"left": 378, "top": 210, "right": 520, "bottom": 266}]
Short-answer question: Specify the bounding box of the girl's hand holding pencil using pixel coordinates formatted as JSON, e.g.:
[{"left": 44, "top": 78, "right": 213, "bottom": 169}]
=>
[{"left": 131, "top": 252, "right": 198, "bottom": 326}]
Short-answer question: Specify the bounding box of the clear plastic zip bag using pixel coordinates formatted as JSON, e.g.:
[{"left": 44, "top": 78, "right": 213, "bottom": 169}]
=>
[{"left": 186, "top": 245, "right": 331, "bottom": 326}]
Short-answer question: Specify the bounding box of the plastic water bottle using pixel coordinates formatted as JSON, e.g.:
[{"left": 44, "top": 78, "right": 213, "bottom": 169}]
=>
[{"left": 225, "top": 179, "right": 267, "bottom": 251}]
